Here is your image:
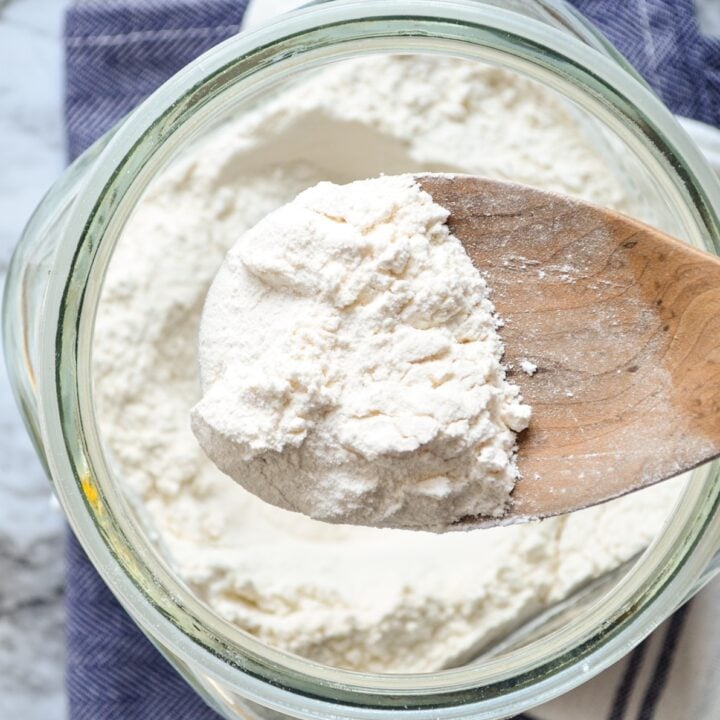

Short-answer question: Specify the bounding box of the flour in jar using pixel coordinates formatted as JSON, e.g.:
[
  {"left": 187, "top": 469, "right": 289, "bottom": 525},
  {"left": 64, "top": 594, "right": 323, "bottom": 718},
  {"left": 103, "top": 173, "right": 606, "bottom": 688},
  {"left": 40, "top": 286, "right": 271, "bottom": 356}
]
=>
[{"left": 94, "top": 55, "right": 682, "bottom": 673}]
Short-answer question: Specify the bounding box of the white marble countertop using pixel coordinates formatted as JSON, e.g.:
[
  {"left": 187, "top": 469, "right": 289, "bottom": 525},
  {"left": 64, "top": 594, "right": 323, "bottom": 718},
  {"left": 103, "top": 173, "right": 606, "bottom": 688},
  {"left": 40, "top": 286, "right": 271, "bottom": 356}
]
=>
[
  {"left": 0, "top": 2, "right": 719, "bottom": 719},
  {"left": 1, "top": 2, "right": 68, "bottom": 718}
]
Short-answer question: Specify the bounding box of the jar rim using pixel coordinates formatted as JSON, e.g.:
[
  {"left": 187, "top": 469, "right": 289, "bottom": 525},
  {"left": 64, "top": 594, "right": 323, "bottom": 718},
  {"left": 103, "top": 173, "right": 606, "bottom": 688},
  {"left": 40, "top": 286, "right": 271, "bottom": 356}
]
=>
[{"left": 39, "top": 1, "right": 720, "bottom": 717}]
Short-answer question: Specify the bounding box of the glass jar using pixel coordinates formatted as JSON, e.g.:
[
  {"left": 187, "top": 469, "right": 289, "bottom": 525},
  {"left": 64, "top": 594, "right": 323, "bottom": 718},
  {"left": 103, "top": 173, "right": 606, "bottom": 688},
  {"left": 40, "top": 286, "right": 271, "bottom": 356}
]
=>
[{"left": 5, "top": 1, "right": 720, "bottom": 718}]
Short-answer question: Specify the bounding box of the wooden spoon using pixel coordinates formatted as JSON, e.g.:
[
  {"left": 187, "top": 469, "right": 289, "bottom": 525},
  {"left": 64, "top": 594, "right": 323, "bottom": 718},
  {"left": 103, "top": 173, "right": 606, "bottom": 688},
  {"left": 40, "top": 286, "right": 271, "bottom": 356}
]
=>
[{"left": 416, "top": 174, "right": 720, "bottom": 527}]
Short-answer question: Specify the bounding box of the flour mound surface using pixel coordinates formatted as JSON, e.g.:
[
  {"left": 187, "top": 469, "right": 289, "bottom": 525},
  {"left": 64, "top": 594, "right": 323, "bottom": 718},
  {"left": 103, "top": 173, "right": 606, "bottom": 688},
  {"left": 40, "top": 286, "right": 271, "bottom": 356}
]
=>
[
  {"left": 192, "top": 176, "right": 530, "bottom": 530},
  {"left": 95, "top": 55, "right": 681, "bottom": 674}
]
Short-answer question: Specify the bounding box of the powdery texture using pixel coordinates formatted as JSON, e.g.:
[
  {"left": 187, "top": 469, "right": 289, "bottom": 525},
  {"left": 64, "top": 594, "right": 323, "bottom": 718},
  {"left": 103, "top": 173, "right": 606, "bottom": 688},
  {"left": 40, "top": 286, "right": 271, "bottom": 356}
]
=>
[
  {"left": 94, "top": 56, "right": 681, "bottom": 674},
  {"left": 191, "top": 176, "right": 530, "bottom": 530}
]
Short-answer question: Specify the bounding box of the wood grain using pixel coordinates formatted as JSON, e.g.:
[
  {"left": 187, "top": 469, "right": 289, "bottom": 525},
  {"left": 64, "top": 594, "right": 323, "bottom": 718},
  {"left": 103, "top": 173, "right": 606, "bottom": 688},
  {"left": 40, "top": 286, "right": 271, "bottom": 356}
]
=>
[{"left": 418, "top": 174, "right": 720, "bottom": 524}]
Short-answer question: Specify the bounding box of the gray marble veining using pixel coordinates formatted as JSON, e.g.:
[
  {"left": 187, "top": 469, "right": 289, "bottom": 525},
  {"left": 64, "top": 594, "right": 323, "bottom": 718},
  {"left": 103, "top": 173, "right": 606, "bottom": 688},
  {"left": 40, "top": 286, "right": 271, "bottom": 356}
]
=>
[
  {"left": 698, "top": 0, "right": 720, "bottom": 35},
  {"left": 1, "top": 0, "right": 67, "bottom": 718}
]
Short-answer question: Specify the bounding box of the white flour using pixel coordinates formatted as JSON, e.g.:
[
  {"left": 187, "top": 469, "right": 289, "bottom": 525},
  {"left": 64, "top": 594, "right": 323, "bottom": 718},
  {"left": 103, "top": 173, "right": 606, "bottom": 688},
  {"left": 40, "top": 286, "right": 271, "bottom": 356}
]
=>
[
  {"left": 192, "top": 176, "right": 530, "bottom": 530},
  {"left": 94, "top": 56, "right": 681, "bottom": 673}
]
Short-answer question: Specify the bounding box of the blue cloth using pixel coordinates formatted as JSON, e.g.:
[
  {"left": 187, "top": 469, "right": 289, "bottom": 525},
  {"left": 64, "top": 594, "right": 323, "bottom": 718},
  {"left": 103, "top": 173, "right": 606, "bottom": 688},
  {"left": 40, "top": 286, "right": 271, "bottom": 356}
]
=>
[
  {"left": 63, "top": 1, "right": 720, "bottom": 718},
  {"left": 570, "top": 0, "right": 720, "bottom": 123},
  {"left": 65, "top": 0, "right": 249, "bottom": 160}
]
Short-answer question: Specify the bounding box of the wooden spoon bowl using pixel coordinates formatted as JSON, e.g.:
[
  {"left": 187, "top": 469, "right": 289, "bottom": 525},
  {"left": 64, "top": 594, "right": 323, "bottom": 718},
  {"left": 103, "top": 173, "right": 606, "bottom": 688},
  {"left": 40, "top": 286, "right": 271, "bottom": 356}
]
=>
[{"left": 417, "top": 174, "right": 720, "bottom": 526}]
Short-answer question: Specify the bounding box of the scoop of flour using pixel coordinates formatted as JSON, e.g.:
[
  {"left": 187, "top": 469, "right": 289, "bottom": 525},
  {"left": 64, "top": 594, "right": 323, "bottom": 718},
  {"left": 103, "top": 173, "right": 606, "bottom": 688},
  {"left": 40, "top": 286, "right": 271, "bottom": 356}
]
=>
[{"left": 191, "top": 175, "right": 530, "bottom": 530}]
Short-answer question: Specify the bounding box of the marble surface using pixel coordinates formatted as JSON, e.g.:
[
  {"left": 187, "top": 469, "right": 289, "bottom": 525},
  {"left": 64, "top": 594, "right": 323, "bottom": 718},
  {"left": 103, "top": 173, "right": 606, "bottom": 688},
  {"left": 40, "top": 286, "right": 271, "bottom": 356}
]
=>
[
  {"left": 698, "top": 0, "right": 720, "bottom": 34},
  {"left": 0, "top": 2, "right": 719, "bottom": 720},
  {"left": 1, "top": 1, "right": 68, "bottom": 718}
]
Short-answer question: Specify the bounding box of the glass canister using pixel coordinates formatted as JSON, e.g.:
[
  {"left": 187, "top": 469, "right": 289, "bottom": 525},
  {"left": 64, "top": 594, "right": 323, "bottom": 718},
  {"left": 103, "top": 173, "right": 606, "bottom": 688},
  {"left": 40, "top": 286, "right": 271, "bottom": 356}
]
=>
[{"left": 5, "top": 1, "right": 720, "bottom": 719}]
